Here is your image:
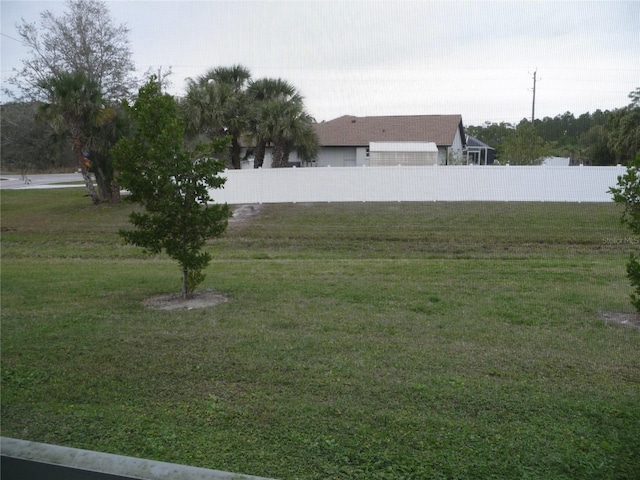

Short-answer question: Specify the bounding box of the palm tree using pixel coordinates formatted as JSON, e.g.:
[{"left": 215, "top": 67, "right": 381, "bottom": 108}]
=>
[
  {"left": 203, "top": 64, "right": 252, "bottom": 92},
  {"left": 182, "top": 68, "right": 318, "bottom": 169},
  {"left": 289, "top": 119, "right": 319, "bottom": 164},
  {"left": 247, "top": 77, "right": 298, "bottom": 168},
  {"left": 38, "top": 71, "right": 109, "bottom": 203},
  {"left": 87, "top": 103, "right": 127, "bottom": 203},
  {"left": 185, "top": 65, "right": 251, "bottom": 169},
  {"left": 181, "top": 77, "right": 217, "bottom": 141},
  {"left": 257, "top": 93, "right": 318, "bottom": 168}
]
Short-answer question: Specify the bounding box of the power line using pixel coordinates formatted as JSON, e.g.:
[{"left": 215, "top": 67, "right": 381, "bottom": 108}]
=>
[
  {"left": 0, "top": 32, "right": 28, "bottom": 46},
  {"left": 531, "top": 69, "right": 538, "bottom": 123}
]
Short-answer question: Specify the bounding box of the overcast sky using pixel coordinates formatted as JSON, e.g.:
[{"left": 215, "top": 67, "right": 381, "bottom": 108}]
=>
[{"left": 1, "top": 0, "right": 638, "bottom": 125}]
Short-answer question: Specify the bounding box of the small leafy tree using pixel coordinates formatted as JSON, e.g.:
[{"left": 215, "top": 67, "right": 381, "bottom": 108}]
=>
[
  {"left": 610, "top": 152, "right": 640, "bottom": 311},
  {"left": 608, "top": 88, "right": 640, "bottom": 165},
  {"left": 501, "top": 121, "right": 552, "bottom": 165},
  {"left": 113, "top": 78, "right": 231, "bottom": 298}
]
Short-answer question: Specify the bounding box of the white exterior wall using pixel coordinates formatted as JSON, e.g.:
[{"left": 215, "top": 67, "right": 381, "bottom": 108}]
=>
[
  {"left": 438, "top": 127, "right": 465, "bottom": 165},
  {"left": 543, "top": 157, "right": 571, "bottom": 166},
  {"left": 210, "top": 165, "right": 623, "bottom": 204},
  {"left": 370, "top": 142, "right": 438, "bottom": 166},
  {"left": 314, "top": 147, "right": 359, "bottom": 167},
  {"left": 316, "top": 145, "right": 441, "bottom": 168},
  {"left": 371, "top": 152, "right": 438, "bottom": 166},
  {"left": 452, "top": 128, "right": 464, "bottom": 152},
  {"left": 356, "top": 147, "right": 369, "bottom": 166},
  {"left": 240, "top": 148, "right": 302, "bottom": 169}
]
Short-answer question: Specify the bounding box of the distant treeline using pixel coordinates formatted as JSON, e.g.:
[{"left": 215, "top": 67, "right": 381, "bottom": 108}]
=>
[
  {"left": 3, "top": 89, "right": 638, "bottom": 171},
  {"left": 468, "top": 89, "right": 639, "bottom": 165},
  {"left": 1, "top": 102, "right": 76, "bottom": 172}
]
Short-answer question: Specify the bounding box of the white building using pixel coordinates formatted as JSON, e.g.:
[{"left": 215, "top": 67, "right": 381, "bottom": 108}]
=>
[
  {"left": 369, "top": 142, "right": 438, "bottom": 166},
  {"left": 309, "top": 114, "right": 466, "bottom": 167},
  {"left": 542, "top": 156, "right": 571, "bottom": 166},
  {"left": 244, "top": 114, "right": 468, "bottom": 168}
]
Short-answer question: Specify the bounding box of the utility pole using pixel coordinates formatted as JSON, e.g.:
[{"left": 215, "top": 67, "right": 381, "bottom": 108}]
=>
[{"left": 531, "top": 69, "right": 537, "bottom": 123}]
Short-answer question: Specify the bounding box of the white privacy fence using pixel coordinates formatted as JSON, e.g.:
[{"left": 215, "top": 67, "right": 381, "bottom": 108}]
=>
[{"left": 209, "top": 165, "right": 626, "bottom": 204}]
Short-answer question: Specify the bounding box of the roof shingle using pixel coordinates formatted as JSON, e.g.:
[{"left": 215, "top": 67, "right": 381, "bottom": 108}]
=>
[{"left": 314, "top": 114, "right": 463, "bottom": 147}]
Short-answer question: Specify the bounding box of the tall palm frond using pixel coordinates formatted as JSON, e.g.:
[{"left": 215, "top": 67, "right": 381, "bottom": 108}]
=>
[
  {"left": 264, "top": 96, "right": 318, "bottom": 168},
  {"left": 184, "top": 65, "right": 252, "bottom": 169},
  {"left": 199, "top": 65, "right": 251, "bottom": 92},
  {"left": 246, "top": 78, "right": 308, "bottom": 168}
]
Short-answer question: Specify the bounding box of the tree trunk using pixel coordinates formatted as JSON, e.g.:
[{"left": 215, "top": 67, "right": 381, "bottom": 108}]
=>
[
  {"left": 231, "top": 135, "right": 241, "bottom": 169},
  {"left": 182, "top": 268, "right": 188, "bottom": 299},
  {"left": 91, "top": 150, "right": 120, "bottom": 203},
  {"left": 69, "top": 123, "right": 100, "bottom": 204},
  {"left": 254, "top": 141, "right": 266, "bottom": 168},
  {"left": 79, "top": 161, "right": 100, "bottom": 204},
  {"left": 110, "top": 181, "right": 121, "bottom": 203},
  {"left": 272, "top": 141, "right": 285, "bottom": 168},
  {"left": 94, "top": 167, "right": 121, "bottom": 203},
  {"left": 282, "top": 145, "right": 291, "bottom": 166},
  {"left": 95, "top": 164, "right": 110, "bottom": 200}
]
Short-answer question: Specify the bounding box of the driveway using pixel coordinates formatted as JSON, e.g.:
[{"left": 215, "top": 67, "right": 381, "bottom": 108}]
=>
[{"left": 0, "top": 173, "right": 87, "bottom": 190}]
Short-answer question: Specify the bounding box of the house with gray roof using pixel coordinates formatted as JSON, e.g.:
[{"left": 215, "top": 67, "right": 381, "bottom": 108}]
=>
[
  {"left": 307, "top": 114, "right": 467, "bottom": 167},
  {"left": 466, "top": 135, "right": 495, "bottom": 165},
  {"left": 244, "top": 114, "right": 477, "bottom": 168}
]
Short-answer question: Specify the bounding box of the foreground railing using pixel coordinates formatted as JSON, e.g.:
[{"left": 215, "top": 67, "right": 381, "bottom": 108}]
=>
[{"left": 1, "top": 437, "right": 276, "bottom": 480}]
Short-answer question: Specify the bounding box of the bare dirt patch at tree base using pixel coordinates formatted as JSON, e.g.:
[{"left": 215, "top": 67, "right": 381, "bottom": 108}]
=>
[
  {"left": 143, "top": 289, "right": 228, "bottom": 311},
  {"left": 142, "top": 204, "right": 263, "bottom": 311},
  {"left": 600, "top": 311, "right": 640, "bottom": 330},
  {"left": 229, "top": 204, "right": 263, "bottom": 226}
]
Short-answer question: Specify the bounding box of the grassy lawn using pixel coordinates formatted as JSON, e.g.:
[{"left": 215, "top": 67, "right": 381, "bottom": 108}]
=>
[{"left": 1, "top": 189, "right": 639, "bottom": 479}]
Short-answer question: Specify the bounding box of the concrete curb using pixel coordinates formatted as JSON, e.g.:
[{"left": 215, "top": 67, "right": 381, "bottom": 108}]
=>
[{"left": 1, "top": 437, "right": 277, "bottom": 480}]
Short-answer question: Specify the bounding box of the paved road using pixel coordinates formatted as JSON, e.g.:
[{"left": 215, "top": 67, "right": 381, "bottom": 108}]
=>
[{"left": 0, "top": 173, "right": 87, "bottom": 190}]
